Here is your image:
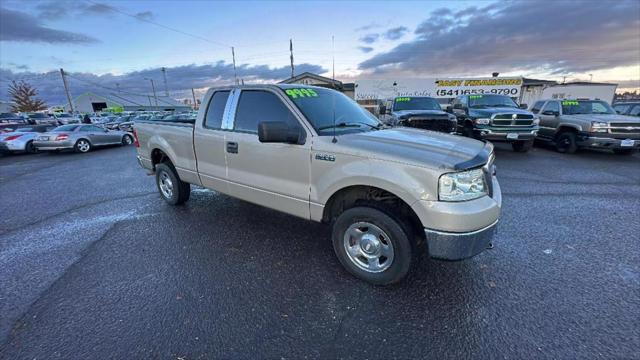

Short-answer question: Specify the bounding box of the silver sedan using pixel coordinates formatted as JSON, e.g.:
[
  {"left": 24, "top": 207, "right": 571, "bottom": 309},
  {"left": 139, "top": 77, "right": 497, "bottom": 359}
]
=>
[
  {"left": 33, "top": 124, "right": 134, "bottom": 153},
  {"left": 0, "top": 125, "right": 55, "bottom": 154}
]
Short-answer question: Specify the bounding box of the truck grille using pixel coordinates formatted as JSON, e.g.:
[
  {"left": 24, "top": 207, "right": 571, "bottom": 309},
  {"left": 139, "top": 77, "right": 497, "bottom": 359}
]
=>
[
  {"left": 405, "top": 117, "right": 456, "bottom": 133},
  {"left": 609, "top": 122, "right": 640, "bottom": 134},
  {"left": 491, "top": 114, "right": 534, "bottom": 126}
]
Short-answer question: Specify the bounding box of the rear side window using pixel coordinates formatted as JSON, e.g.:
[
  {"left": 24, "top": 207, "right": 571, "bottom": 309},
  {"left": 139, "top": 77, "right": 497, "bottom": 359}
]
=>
[
  {"left": 204, "top": 91, "right": 230, "bottom": 129},
  {"left": 629, "top": 105, "right": 640, "bottom": 116},
  {"left": 613, "top": 104, "right": 630, "bottom": 114},
  {"left": 234, "top": 90, "right": 298, "bottom": 133},
  {"left": 531, "top": 101, "right": 545, "bottom": 114}
]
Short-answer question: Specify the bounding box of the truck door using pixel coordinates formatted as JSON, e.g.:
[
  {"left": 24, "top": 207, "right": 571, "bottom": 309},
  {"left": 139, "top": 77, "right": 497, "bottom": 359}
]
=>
[
  {"left": 538, "top": 101, "right": 561, "bottom": 139},
  {"left": 193, "top": 89, "right": 232, "bottom": 193},
  {"left": 224, "top": 88, "right": 312, "bottom": 219}
]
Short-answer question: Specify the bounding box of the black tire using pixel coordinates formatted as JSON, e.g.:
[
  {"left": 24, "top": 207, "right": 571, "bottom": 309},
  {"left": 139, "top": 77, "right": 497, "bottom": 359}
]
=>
[
  {"left": 512, "top": 139, "right": 533, "bottom": 152},
  {"left": 555, "top": 131, "right": 578, "bottom": 154},
  {"left": 25, "top": 140, "right": 38, "bottom": 154},
  {"left": 74, "top": 139, "right": 91, "bottom": 153},
  {"left": 462, "top": 122, "right": 475, "bottom": 138},
  {"left": 332, "top": 206, "right": 415, "bottom": 285},
  {"left": 613, "top": 149, "right": 635, "bottom": 155},
  {"left": 155, "top": 162, "right": 190, "bottom": 205},
  {"left": 121, "top": 134, "right": 133, "bottom": 146}
]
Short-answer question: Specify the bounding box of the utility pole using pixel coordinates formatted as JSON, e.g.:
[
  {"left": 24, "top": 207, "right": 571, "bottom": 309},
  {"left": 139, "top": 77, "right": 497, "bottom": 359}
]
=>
[
  {"left": 59, "top": 68, "right": 74, "bottom": 113},
  {"left": 231, "top": 47, "right": 238, "bottom": 85},
  {"left": 144, "top": 77, "right": 158, "bottom": 107},
  {"left": 290, "top": 38, "right": 294, "bottom": 78},
  {"left": 161, "top": 67, "right": 169, "bottom": 96},
  {"left": 331, "top": 35, "right": 335, "bottom": 82},
  {"left": 191, "top": 88, "right": 197, "bottom": 110}
]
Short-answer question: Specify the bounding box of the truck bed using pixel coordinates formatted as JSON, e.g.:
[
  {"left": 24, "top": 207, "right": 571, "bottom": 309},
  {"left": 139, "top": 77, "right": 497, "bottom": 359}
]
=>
[{"left": 134, "top": 120, "right": 201, "bottom": 185}]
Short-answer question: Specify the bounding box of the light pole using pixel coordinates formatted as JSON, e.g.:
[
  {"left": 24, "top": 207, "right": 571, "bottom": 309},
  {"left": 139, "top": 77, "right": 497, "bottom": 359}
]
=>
[{"left": 144, "top": 77, "right": 158, "bottom": 108}]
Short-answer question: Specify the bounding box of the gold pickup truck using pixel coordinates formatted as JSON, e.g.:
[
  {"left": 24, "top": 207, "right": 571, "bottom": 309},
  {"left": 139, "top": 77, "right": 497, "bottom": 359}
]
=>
[{"left": 133, "top": 85, "right": 501, "bottom": 285}]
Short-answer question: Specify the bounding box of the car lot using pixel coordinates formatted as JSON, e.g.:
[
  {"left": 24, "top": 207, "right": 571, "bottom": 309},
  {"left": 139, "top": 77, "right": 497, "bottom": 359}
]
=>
[{"left": 0, "top": 144, "right": 638, "bottom": 358}]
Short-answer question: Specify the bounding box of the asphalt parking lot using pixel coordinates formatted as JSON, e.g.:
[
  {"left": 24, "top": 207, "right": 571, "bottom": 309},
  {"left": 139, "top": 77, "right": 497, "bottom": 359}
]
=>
[{"left": 0, "top": 144, "right": 638, "bottom": 359}]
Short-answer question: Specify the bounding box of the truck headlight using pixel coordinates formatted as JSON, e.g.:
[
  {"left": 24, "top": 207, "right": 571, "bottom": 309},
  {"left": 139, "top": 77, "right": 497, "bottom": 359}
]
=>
[
  {"left": 438, "top": 168, "right": 487, "bottom": 202},
  {"left": 590, "top": 121, "right": 608, "bottom": 133},
  {"left": 533, "top": 117, "right": 540, "bottom": 125},
  {"left": 475, "top": 118, "right": 490, "bottom": 125}
]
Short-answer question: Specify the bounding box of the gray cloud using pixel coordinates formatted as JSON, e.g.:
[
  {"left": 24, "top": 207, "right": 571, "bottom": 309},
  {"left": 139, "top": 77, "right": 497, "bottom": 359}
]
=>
[
  {"left": 355, "top": 23, "right": 379, "bottom": 32},
  {"left": 359, "top": 0, "right": 640, "bottom": 76},
  {"left": 0, "top": 62, "right": 327, "bottom": 104},
  {"left": 83, "top": 3, "right": 116, "bottom": 15},
  {"left": 0, "top": 7, "right": 99, "bottom": 44},
  {"left": 134, "top": 11, "right": 154, "bottom": 21},
  {"left": 384, "top": 26, "right": 408, "bottom": 40},
  {"left": 358, "top": 46, "right": 374, "bottom": 53},
  {"left": 359, "top": 33, "right": 379, "bottom": 44}
]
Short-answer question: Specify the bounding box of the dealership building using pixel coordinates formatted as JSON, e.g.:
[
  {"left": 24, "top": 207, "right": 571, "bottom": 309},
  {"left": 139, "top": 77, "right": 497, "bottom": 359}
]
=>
[{"left": 67, "top": 92, "right": 192, "bottom": 113}]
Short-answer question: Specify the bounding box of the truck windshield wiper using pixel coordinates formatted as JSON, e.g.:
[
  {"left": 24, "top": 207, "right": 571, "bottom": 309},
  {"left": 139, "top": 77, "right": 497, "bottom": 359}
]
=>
[{"left": 318, "top": 122, "right": 382, "bottom": 131}]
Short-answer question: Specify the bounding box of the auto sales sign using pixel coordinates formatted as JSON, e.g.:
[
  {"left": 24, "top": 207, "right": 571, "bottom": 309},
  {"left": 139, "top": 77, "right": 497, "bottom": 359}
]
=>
[{"left": 355, "top": 77, "right": 523, "bottom": 100}]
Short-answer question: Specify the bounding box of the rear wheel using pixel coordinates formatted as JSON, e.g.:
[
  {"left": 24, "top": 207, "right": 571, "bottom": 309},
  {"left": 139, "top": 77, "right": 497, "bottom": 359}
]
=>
[
  {"left": 74, "top": 139, "right": 91, "bottom": 153},
  {"left": 512, "top": 139, "right": 533, "bottom": 152},
  {"left": 555, "top": 131, "right": 578, "bottom": 154},
  {"left": 332, "top": 206, "right": 414, "bottom": 285},
  {"left": 25, "top": 140, "right": 38, "bottom": 154},
  {"left": 462, "top": 123, "right": 475, "bottom": 138},
  {"left": 155, "top": 163, "right": 190, "bottom": 205},
  {"left": 121, "top": 134, "right": 133, "bottom": 146},
  {"left": 613, "top": 149, "right": 635, "bottom": 155}
]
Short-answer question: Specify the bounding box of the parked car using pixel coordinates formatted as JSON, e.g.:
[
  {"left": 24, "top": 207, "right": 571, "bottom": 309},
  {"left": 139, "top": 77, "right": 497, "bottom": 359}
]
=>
[
  {"left": 613, "top": 102, "right": 640, "bottom": 117},
  {"left": 0, "top": 112, "right": 26, "bottom": 123},
  {"left": 134, "top": 84, "right": 501, "bottom": 285},
  {"left": 33, "top": 124, "right": 134, "bottom": 153},
  {"left": 530, "top": 99, "right": 639, "bottom": 155},
  {"left": 25, "top": 113, "right": 57, "bottom": 125},
  {"left": 450, "top": 94, "right": 539, "bottom": 152},
  {"left": 54, "top": 113, "right": 80, "bottom": 125},
  {"left": 381, "top": 96, "right": 457, "bottom": 133},
  {"left": 104, "top": 115, "right": 134, "bottom": 130},
  {"left": 0, "top": 125, "right": 55, "bottom": 154}
]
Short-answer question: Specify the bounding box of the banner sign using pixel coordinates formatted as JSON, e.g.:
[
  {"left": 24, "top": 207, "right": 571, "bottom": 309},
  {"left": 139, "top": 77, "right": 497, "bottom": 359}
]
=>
[{"left": 355, "top": 77, "right": 523, "bottom": 100}]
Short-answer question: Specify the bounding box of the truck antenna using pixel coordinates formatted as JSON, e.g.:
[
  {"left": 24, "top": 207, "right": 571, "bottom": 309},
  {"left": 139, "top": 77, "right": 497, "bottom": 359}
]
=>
[{"left": 332, "top": 90, "right": 337, "bottom": 143}]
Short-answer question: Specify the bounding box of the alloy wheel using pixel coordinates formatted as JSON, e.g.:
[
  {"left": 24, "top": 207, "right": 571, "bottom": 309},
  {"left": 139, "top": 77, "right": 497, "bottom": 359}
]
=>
[{"left": 343, "top": 221, "right": 394, "bottom": 273}]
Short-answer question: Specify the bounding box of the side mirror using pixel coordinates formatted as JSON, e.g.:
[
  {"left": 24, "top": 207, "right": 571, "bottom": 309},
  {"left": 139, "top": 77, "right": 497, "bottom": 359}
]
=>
[
  {"left": 519, "top": 103, "right": 528, "bottom": 109},
  {"left": 445, "top": 105, "right": 453, "bottom": 113},
  {"left": 258, "top": 121, "right": 305, "bottom": 144}
]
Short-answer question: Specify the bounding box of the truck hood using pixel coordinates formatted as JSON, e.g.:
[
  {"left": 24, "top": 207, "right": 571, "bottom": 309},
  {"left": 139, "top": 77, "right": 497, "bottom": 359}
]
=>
[
  {"left": 561, "top": 113, "right": 640, "bottom": 123},
  {"left": 392, "top": 110, "right": 449, "bottom": 119},
  {"left": 469, "top": 107, "right": 532, "bottom": 118},
  {"left": 330, "top": 128, "right": 489, "bottom": 170}
]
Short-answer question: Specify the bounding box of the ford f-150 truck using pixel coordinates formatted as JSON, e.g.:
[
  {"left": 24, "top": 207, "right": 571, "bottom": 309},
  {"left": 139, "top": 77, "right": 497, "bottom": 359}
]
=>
[
  {"left": 381, "top": 96, "right": 457, "bottom": 133},
  {"left": 450, "top": 94, "right": 539, "bottom": 152},
  {"left": 530, "top": 99, "right": 639, "bottom": 155},
  {"left": 134, "top": 85, "right": 501, "bottom": 285}
]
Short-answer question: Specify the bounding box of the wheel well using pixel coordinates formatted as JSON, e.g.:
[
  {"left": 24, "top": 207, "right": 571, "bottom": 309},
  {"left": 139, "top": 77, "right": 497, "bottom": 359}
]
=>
[
  {"left": 322, "top": 185, "right": 423, "bottom": 239},
  {"left": 556, "top": 126, "right": 578, "bottom": 137},
  {"left": 151, "top": 148, "right": 171, "bottom": 169}
]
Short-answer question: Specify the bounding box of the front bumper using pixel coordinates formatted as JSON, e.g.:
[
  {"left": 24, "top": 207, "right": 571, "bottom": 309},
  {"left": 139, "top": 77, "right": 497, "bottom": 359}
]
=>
[
  {"left": 475, "top": 128, "right": 538, "bottom": 142},
  {"left": 577, "top": 133, "right": 640, "bottom": 149},
  {"left": 0, "top": 141, "right": 27, "bottom": 152},
  {"left": 425, "top": 220, "right": 498, "bottom": 260}
]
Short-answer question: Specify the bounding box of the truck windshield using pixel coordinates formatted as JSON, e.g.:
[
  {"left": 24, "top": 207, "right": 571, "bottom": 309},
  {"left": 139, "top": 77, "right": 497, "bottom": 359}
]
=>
[
  {"left": 284, "top": 87, "right": 382, "bottom": 136},
  {"left": 561, "top": 100, "right": 615, "bottom": 115},
  {"left": 393, "top": 97, "right": 441, "bottom": 111},
  {"left": 469, "top": 95, "right": 518, "bottom": 109}
]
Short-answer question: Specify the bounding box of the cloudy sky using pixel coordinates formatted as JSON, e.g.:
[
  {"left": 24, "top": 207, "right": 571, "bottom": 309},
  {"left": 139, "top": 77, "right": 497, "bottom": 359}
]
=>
[{"left": 0, "top": 0, "right": 639, "bottom": 105}]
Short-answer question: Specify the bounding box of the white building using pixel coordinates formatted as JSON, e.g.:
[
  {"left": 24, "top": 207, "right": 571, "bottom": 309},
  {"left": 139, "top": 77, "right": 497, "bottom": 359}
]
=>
[{"left": 68, "top": 92, "right": 192, "bottom": 113}]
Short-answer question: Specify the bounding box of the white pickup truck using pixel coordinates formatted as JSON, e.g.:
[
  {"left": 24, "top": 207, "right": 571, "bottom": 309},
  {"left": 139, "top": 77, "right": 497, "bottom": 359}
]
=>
[{"left": 133, "top": 85, "right": 502, "bottom": 284}]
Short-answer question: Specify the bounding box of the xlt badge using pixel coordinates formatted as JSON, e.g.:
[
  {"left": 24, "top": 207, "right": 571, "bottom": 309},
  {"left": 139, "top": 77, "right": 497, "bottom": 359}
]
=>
[{"left": 315, "top": 153, "right": 335, "bottom": 162}]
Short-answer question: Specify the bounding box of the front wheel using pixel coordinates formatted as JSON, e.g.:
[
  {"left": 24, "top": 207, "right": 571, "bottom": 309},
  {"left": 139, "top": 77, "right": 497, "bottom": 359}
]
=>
[
  {"left": 555, "top": 132, "right": 578, "bottom": 154},
  {"left": 155, "top": 163, "right": 191, "bottom": 205},
  {"left": 25, "top": 140, "right": 38, "bottom": 154},
  {"left": 332, "top": 207, "right": 414, "bottom": 285},
  {"left": 74, "top": 139, "right": 91, "bottom": 153}
]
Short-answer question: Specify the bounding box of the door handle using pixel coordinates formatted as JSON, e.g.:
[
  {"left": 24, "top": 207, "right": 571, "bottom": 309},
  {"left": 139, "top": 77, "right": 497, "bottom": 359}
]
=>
[{"left": 226, "top": 141, "right": 238, "bottom": 154}]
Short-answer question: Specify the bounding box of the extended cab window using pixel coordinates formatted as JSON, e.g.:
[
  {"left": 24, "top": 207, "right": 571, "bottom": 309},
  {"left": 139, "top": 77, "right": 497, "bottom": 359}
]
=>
[
  {"left": 234, "top": 90, "right": 298, "bottom": 133},
  {"left": 531, "top": 101, "right": 545, "bottom": 114},
  {"left": 204, "top": 91, "right": 230, "bottom": 129},
  {"left": 613, "top": 104, "right": 630, "bottom": 114}
]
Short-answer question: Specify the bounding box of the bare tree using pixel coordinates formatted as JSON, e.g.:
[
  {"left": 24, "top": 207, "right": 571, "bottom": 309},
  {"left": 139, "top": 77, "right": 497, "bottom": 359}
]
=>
[{"left": 8, "top": 80, "right": 47, "bottom": 112}]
